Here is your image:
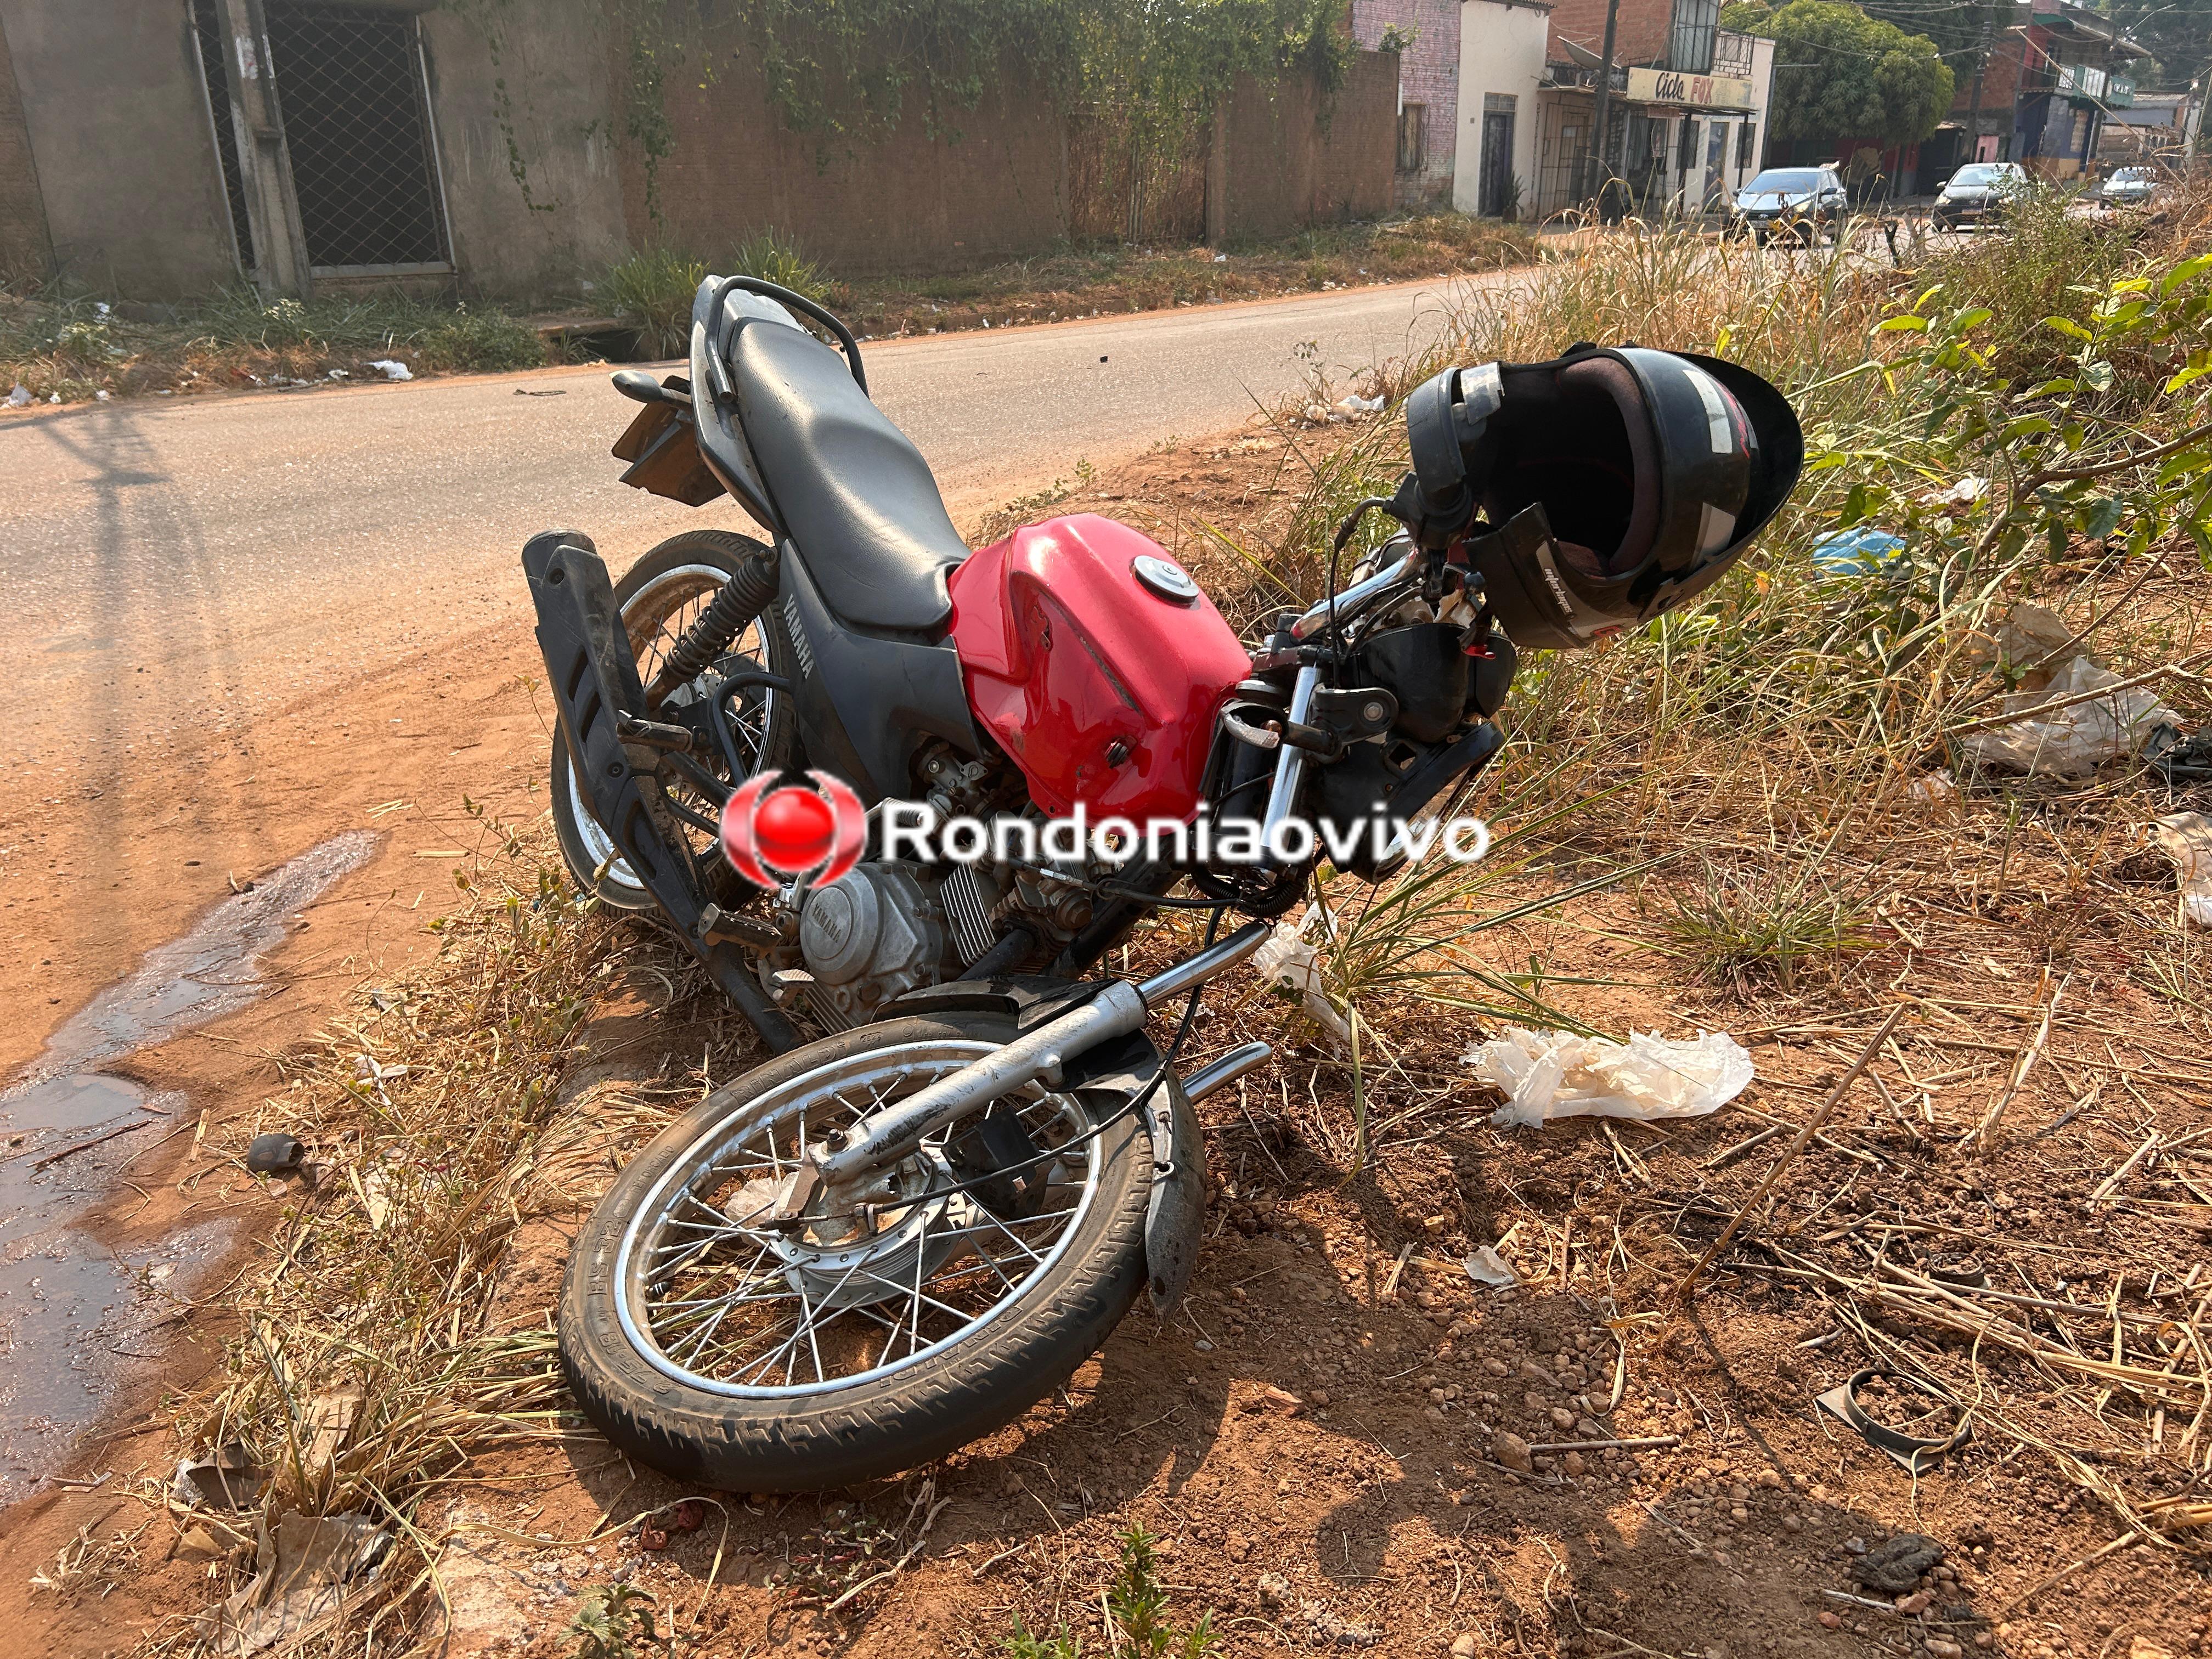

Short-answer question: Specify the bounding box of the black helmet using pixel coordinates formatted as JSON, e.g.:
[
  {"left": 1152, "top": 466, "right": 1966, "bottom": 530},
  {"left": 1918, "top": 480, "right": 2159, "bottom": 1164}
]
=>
[{"left": 1402, "top": 345, "right": 1803, "bottom": 650}]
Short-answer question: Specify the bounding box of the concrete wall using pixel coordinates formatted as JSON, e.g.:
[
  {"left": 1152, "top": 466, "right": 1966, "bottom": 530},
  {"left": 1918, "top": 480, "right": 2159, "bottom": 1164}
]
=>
[
  {"left": 0, "top": 0, "right": 238, "bottom": 297},
  {"left": 419, "top": 0, "right": 627, "bottom": 301},
  {"left": 1351, "top": 0, "right": 1465, "bottom": 204},
  {"left": 0, "top": 9, "right": 52, "bottom": 282},
  {"left": 1453, "top": 0, "right": 1550, "bottom": 216},
  {"left": 1217, "top": 49, "right": 1398, "bottom": 240},
  {"left": 629, "top": 42, "right": 1069, "bottom": 276}
]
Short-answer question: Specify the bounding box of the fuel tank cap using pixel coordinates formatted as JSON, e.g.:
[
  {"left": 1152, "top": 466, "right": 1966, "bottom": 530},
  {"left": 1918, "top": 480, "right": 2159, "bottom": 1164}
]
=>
[{"left": 1132, "top": 554, "right": 1199, "bottom": 604}]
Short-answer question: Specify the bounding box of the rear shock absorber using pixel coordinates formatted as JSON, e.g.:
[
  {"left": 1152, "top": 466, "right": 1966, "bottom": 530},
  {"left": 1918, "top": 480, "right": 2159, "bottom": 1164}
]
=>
[{"left": 646, "top": 545, "right": 781, "bottom": 706}]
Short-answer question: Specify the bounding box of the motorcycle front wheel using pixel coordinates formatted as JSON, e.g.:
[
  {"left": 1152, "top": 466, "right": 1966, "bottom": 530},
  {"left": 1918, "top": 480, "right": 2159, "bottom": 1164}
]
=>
[
  {"left": 558, "top": 1009, "right": 1160, "bottom": 1491},
  {"left": 549, "top": 528, "right": 797, "bottom": 910}
]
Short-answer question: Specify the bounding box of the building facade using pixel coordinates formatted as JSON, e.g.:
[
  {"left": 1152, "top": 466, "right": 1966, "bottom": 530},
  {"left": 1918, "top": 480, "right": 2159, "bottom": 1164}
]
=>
[
  {"left": 1455, "top": 0, "right": 1773, "bottom": 219},
  {"left": 1351, "top": 0, "right": 1467, "bottom": 205},
  {"left": 2096, "top": 91, "right": 2202, "bottom": 165},
  {"left": 0, "top": 1, "right": 1398, "bottom": 303},
  {"left": 1451, "top": 0, "right": 1550, "bottom": 219},
  {"left": 1936, "top": 2, "right": 2148, "bottom": 181}
]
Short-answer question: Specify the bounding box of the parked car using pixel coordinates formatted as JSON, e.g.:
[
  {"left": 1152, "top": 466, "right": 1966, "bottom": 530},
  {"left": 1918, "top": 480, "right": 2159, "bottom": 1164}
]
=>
[
  {"left": 2100, "top": 166, "right": 2159, "bottom": 207},
  {"left": 1932, "top": 162, "right": 2029, "bottom": 232},
  {"left": 1727, "top": 166, "right": 1849, "bottom": 242}
]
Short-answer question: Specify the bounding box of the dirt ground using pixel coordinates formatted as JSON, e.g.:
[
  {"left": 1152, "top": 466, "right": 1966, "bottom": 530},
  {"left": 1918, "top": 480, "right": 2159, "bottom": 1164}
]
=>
[{"left": 4, "top": 423, "right": 2209, "bottom": 1659}]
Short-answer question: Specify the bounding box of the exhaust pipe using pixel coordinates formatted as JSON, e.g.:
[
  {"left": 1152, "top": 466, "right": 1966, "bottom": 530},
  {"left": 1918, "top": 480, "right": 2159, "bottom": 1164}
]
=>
[{"left": 1181, "top": 1041, "right": 1274, "bottom": 1104}]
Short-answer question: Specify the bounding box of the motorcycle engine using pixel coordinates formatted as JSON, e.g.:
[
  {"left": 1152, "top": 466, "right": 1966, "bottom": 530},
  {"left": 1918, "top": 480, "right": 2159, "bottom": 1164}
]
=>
[{"left": 793, "top": 865, "right": 956, "bottom": 1028}]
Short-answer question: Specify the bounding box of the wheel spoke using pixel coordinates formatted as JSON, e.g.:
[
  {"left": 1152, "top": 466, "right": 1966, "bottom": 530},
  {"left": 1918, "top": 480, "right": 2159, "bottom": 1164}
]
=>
[{"left": 630, "top": 1041, "right": 1101, "bottom": 1394}]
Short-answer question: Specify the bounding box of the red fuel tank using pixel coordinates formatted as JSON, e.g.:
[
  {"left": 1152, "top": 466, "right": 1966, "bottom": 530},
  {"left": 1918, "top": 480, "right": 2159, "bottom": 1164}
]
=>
[{"left": 946, "top": 515, "right": 1251, "bottom": 823}]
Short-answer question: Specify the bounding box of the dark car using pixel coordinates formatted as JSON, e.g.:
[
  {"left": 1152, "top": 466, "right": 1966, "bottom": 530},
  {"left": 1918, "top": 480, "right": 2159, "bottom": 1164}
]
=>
[
  {"left": 1727, "top": 166, "right": 1849, "bottom": 242},
  {"left": 1932, "top": 162, "right": 2028, "bottom": 232}
]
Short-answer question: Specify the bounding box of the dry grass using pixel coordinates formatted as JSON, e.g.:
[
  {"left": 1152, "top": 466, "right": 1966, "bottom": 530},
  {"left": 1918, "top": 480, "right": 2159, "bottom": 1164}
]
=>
[{"left": 144, "top": 190, "right": 2212, "bottom": 1657}]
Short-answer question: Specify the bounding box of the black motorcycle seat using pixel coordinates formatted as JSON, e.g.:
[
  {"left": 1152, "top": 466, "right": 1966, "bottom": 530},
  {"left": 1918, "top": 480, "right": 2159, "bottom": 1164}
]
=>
[{"left": 729, "top": 319, "right": 968, "bottom": 632}]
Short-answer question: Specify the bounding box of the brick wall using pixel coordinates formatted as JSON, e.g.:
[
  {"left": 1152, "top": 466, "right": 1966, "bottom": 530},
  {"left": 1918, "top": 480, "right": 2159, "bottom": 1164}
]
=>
[
  {"left": 629, "top": 44, "right": 1069, "bottom": 276},
  {"left": 1217, "top": 49, "right": 1399, "bottom": 239},
  {"left": 1546, "top": 0, "right": 1672, "bottom": 66},
  {"left": 0, "top": 12, "right": 51, "bottom": 283},
  {"left": 1350, "top": 0, "right": 1462, "bottom": 204}
]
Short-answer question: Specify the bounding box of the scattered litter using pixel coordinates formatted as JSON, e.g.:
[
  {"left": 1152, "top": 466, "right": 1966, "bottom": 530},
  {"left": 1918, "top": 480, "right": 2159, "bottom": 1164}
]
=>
[
  {"left": 366, "top": 359, "right": 413, "bottom": 382},
  {"left": 95, "top": 389, "right": 111, "bottom": 401},
  {"left": 5, "top": 383, "right": 29, "bottom": 407},
  {"left": 1463, "top": 1245, "right": 1522, "bottom": 1289},
  {"left": 1464, "top": 1025, "right": 1754, "bottom": 1127},
  {"left": 301, "top": 1384, "right": 364, "bottom": 1482},
  {"left": 2144, "top": 723, "right": 2212, "bottom": 783},
  {"left": 1923, "top": 473, "right": 1988, "bottom": 506},
  {"left": 1329, "top": 393, "right": 1386, "bottom": 421},
  {"left": 1811, "top": 527, "right": 1907, "bottom": 577},
  {"left": 245, "top": 1132, "right": 304, "bottom": 1176},
  {"left": 326, "top": 368, "right": 349, "bottom": 380},
  {"left": 2149, "top": 812, "right": 2212, "bottom": 926},
  {"left": 200, "top": 1511, "right": 390, "bottom": 1655},
  {"left": 1815, "top": 1370, "right": 1972, "bottom": 1476},
  {"left": 1252, "top": 918, "right": 1351, "bottom": 1046},
  {"left": 1907, "top": 768, "right": 1957, "bottom": 804},
  {"left": 1212, "top": 252, "right": 1228, "bottom": 263},
  {"left": 173, "top": 1446, "right": 267, "bottom": 1511},
  {"left": 1846, "top": 1531, "right": 1947, "bottom": 1592},
  {"left": 1957, "top": 654, "right": 2182, "bottom": 776},
  {"left": 176, "top": 1517, "right": 252, "bottom": 1562}
]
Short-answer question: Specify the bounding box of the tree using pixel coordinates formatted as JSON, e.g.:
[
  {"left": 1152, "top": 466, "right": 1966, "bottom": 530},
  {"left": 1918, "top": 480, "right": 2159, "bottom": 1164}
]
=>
[
  {"left": 2108, "top": 0, "right": 2212, "bottom": 93},
  {"left": 1721, "top": 1, "right": 1955, "bottom": 144}
]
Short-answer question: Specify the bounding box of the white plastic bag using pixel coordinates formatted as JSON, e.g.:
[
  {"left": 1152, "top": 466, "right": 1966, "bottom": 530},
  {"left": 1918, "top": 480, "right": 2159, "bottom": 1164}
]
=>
[
  {"left": 1957, "top": 655, "right": 2181, "bottom": 777},
  {"left": 1465, "top": 1025, "right": 1754, "bottom": 1127},
  {"left": 2152, "top": 811, "right": 2212, "bottom": 927},
  {"left": 1252, "top": 917, "right": 1352, "bottom": 1046}
]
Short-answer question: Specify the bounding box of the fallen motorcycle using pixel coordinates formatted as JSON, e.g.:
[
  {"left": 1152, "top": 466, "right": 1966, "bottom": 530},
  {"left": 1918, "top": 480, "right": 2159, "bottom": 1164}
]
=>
[{"left": 526, "top": 274, "right": 1802, "bottom": 1491}]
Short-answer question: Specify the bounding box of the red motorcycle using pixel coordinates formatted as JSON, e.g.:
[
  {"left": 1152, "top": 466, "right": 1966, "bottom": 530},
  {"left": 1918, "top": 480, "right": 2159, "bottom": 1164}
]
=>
[{"left": 527, "top": 276, "right": 1801, "bottom": 1490}]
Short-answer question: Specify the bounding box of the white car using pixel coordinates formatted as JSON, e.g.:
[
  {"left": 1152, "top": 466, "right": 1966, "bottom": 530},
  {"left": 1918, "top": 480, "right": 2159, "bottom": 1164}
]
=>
[
  {"left": 2100, "top": 166, "right": 2159, "bottom": 207},
  {"left": 1728, "top": 165, "right": 1849, "bottom": 242}
]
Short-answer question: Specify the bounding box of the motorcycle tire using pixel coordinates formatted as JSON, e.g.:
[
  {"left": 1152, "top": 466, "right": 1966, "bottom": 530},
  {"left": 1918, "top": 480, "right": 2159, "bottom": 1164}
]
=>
[
  {"left": 558, "top": 1009, "right": 1159, "bottom": 1492},
  {"left": 549, "top": 528, "right": 798, "bottom": 910}
]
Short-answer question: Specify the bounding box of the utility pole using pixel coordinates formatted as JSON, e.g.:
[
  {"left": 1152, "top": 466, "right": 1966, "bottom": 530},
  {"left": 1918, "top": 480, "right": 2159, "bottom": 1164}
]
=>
[
  {"left": 1966, "top": 0, "right": 1995, "bottom": 166},
  {"left": 1590, "top": 0, "right": 1623, "bottom": 212}
]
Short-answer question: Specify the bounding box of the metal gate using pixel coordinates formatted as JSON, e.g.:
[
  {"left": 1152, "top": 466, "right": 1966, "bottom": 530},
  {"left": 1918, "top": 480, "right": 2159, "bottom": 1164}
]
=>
[{"left": 190, "top": 0, "right": 452, "bottom": 283}]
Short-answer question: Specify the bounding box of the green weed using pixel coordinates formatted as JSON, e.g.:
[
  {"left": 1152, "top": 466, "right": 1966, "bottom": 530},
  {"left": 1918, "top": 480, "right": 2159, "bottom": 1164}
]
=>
[
  {"left": 1003, "top": 1525, "right": 1218, "bottom": 1658},
  {"left": 731, "top": 227, "right": 832, "bottom": 303},
  {"left": 600, "top": 247, "right": 707, "bottom": 359}
]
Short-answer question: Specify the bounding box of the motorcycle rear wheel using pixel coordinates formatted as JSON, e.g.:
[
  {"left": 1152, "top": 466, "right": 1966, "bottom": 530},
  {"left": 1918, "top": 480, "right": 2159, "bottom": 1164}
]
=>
[
  {"left": 558, "top": 1009, "right": 1158, "bottom": 1492},
  {"left": 549, "top": 528, "right": 797, "bottom": 910}
]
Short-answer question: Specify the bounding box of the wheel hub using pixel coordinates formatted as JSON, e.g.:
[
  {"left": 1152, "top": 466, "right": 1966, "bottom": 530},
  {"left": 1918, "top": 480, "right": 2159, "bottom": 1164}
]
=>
[{"left": 737, "top": 1152, "right": 981, "bottom": 1311}]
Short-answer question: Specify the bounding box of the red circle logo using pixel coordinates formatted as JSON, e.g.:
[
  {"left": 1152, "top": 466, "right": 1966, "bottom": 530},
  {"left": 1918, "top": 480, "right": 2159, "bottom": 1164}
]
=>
[{"left": 720, "top": 771, "right": 866, "bottom": 888}]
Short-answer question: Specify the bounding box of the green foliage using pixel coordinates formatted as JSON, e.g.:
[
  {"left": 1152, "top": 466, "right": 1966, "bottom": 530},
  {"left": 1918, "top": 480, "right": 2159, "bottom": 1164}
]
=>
[
  {"left": 1828, "top": 234, "right": 2212, "bottom": 571},
  {"left": 730, "top": 229, "right": 831, "bottom": 303},
  {"left": 1002, "top": 1525, "right": 1219, "bottom": 1659},
  {"left": 564, "top": 1584, "right": 665, "bottom": 1659},
  {"left": 2108, "top": 0, "right": 2212, "bottom": 93},
  {"left": 600, "top": 247, "right": 707, "bottom": 358},
  {"left": 1722, "top": 1, "right": 1954, "bottom": 144}
]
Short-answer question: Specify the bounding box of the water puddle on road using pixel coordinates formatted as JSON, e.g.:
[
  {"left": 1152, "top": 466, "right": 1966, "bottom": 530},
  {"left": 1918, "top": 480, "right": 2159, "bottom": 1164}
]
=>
[{"left": 0, "top": 831, "right": 376, "bottom": 1506}]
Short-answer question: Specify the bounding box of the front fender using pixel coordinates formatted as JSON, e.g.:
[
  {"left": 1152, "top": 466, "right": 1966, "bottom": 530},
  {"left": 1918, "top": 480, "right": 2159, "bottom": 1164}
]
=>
[{"left": 1139, "top": 1075, "right": 1207, "bottom": 1317}]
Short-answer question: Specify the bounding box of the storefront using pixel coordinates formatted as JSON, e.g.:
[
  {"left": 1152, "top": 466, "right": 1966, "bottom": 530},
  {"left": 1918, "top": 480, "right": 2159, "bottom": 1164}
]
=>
[{"left": 1529, "top": 32, "right": 1772, "bottom": 217}]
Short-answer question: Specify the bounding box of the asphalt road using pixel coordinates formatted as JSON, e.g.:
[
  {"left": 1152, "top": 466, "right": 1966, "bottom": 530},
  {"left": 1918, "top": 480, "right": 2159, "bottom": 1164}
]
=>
[{"left": 0, "top": 274, "right": 1524, "bottom": 777}]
